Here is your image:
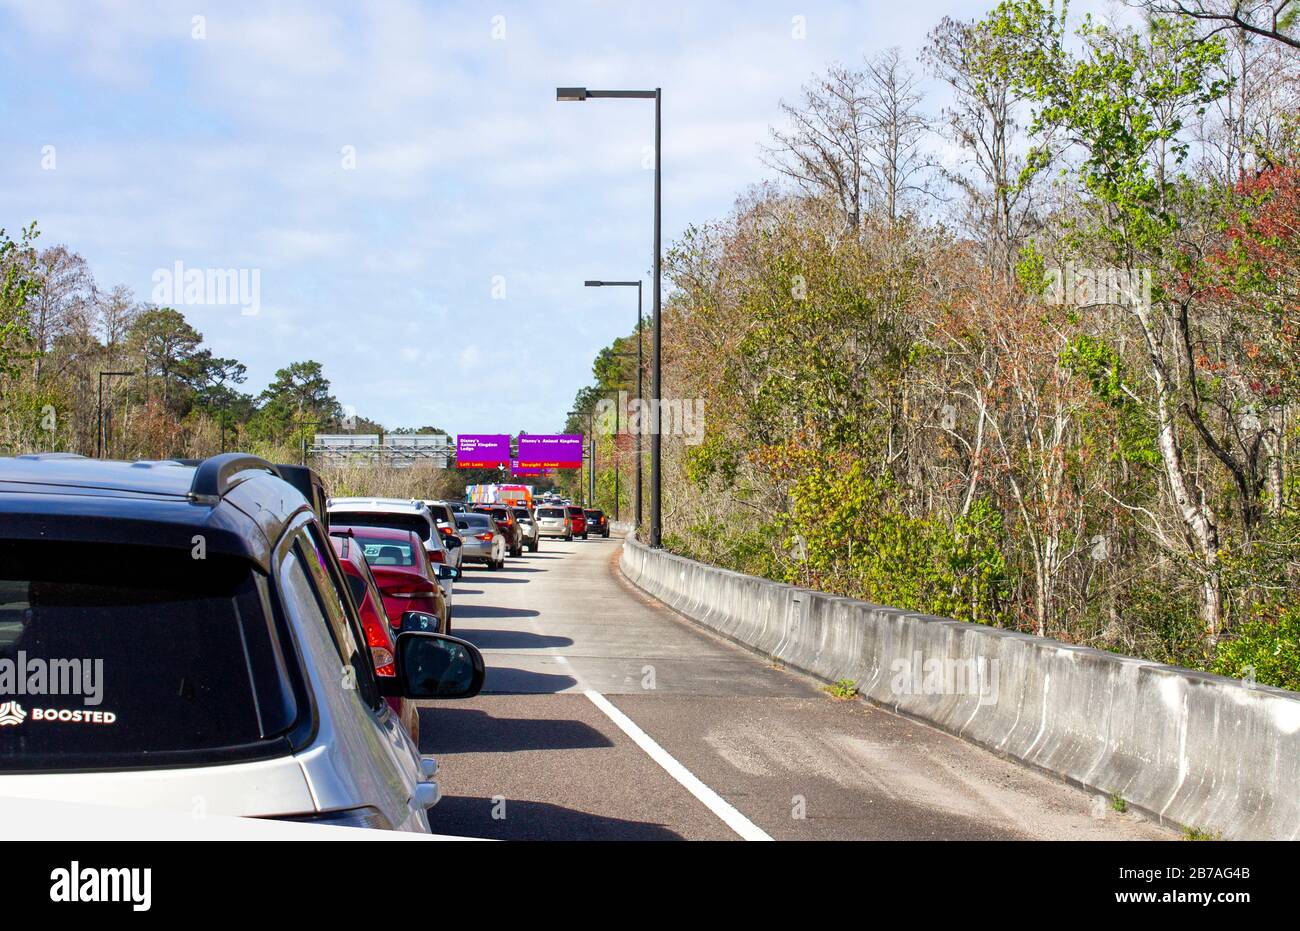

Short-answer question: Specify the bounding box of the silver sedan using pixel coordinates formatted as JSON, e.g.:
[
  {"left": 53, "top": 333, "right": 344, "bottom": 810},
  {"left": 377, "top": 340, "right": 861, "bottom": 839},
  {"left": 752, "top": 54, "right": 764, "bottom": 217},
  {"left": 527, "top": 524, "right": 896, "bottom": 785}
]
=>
[{"left": 456, "top": 512, "right": 507, "bottom": 571}]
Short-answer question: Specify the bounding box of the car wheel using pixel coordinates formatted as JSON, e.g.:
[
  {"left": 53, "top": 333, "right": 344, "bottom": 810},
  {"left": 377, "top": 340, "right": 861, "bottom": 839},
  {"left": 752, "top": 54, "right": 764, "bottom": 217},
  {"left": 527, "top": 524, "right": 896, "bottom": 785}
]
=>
[
  {"left": 565, "top": 531, "right": 573, "bottom": 541},
  {"left": 582, "top": 532, "right": 589, "bottom": 539},
  {"left": 530, "top": 540, "right": 539, "bottom": 552},
  {"left": 487, "top": 559, "right": 499, "bottom": 571}
]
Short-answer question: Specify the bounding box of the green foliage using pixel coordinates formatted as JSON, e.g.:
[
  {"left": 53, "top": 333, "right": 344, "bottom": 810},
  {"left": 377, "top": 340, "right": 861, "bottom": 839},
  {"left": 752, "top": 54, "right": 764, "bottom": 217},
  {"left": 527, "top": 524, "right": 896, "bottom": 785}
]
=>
[
  {"left": 247, "top": 360, "right": 342, "bottom": 443},
  {"left": 0, "top": 223, "right": 40, "bottom": 379},
  {"left": 1212, "top": 605, "right": 1300, "bottom": 692},
  {"left": 683, "top": 433, "right": 741, "bottom": 489},
  {"left": 990, "top": 1, "right": 1228, "bottom": 260},
  {"left": 786, "top": 459, "right": 1009, "bottom": 625},
  {"left": 1061, "top": 334, "right": 1160, "bottom": 466},
  {"left": 824, "top": 679, "right": 859, "bottom": 699}
]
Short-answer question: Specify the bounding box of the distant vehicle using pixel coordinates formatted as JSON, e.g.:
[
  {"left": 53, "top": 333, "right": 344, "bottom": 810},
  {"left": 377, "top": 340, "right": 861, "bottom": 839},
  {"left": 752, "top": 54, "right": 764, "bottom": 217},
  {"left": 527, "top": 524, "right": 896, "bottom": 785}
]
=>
[
  {"left": 466, "top": 483, "right": 533, "bottom": 508},
  {"left": 536, "top": 505, "right": 572, "bottom": 540},
  {"left": 473, "top": 504, "right": 523, "bottom": 557},
  {"left": 335, "top": 524, "right": 452, "bottom": 634},
  {"left": 584, "top": 509, "right": 610, "bottom": 538},
  {"left": 330, "top": 530, "right": 419, "bottom": 744},
  {"left": 0, "top": 452, "right": 484, "bottom": 831},
  {"left": 566, "top": 505, "right": 588, "bottom": 539},
  {"left": 511, "top": 506, "right": 540, "bottom": 552},
  {"left": 422, "top": 500, "right": 464, "bottom": 580},
  {"left": 456, "top": 512, "right": 507, "bottom": 570}
]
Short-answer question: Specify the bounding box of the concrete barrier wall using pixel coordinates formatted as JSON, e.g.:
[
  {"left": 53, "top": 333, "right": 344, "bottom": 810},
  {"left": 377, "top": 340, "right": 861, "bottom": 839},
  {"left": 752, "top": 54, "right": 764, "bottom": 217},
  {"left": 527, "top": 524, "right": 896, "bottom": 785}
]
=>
[{"left": 620, "top": 535, "right": 1300, "bottom": 840}]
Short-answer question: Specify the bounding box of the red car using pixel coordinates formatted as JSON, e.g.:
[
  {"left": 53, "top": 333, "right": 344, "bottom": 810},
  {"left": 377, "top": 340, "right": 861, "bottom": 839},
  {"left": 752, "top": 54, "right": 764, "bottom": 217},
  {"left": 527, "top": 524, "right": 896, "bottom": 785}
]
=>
[
  {"left": 566, "top": 505, "right": 587, "bottom": 539},
  {"left": 328, "top": 530, "right": 419, "bottom": 744},
  {"left": 332, "top": 524, "right": 451, "bottom": 634}
]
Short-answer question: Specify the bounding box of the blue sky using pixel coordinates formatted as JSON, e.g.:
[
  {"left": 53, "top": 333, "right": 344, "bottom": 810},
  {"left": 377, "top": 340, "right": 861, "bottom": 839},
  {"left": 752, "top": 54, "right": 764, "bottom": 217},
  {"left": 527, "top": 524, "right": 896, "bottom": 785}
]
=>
[{"left": 0, "top": 0, "right": 1116, "bottom": 435}]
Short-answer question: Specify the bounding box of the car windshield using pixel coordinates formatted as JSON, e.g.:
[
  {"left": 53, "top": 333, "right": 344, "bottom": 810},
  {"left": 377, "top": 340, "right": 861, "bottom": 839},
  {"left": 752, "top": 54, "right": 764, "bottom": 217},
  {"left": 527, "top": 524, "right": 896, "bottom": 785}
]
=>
[
  {"left": 329, "top": 510, "right": 430, "bottom": 541},
  {"left": 0, "top": 541, "right": 297, "bottom": 771}
]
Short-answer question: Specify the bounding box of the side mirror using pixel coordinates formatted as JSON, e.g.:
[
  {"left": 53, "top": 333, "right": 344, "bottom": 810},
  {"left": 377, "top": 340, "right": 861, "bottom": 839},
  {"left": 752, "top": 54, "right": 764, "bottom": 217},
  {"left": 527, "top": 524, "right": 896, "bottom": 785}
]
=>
[
  {"left": 444, "top": 535, "right": 463, "bottom": 549},
  {"left": 393, "top": 632, "right": 485, "bottom": 700},
  {"left": 437, "top": 565, "right": 456, "bottom": 581},
  {"left": 399, "top": 610, "right": 441, "bottom": 633}
]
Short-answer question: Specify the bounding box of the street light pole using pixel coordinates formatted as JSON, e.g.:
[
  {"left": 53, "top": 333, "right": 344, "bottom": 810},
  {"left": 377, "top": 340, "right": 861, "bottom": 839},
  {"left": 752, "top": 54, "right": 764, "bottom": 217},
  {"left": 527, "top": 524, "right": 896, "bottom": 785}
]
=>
[
  {"left": 567, "top": 409, "right": 595, "bottom": 508},
  {"left": 560, "top": 86, "right": 662, "bottom": 547},
  {"left": 584, "top": 279, "right": 644, "bottom": 529},
  {"left": 96, "top": 370, "right": 136, "bottom": 459}
]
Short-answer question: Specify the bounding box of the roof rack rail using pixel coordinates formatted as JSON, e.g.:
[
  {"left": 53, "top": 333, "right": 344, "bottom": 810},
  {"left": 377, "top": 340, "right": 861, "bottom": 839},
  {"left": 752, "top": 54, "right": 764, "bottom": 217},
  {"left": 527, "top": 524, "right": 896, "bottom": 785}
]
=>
[
  {"left": 188, "top": 453, "right": 281, "bottom": 501},
  {"left": 16, "top": 452, "right": 87, "bottom": 461}
]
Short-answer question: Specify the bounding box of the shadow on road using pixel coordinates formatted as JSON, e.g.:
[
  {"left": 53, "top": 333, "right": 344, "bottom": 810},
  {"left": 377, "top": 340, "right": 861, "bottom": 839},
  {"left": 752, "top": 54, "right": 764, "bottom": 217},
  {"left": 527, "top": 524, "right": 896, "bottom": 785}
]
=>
[
  {"left": 451, "top": 605, "right": 541, "bottom": 621},
  {"left": 456, "top": 628, "right": 572, "bottom": 649},
  {"left": 419, "top": 706, "right": 607, "bottom": 753},
  {"left": 429, "top": 796, "right": 684, "bottom": 841},
  {"left": 482, "top": 666, "right": 578, "bottom": 694},
  {"left": 466, "top": 576, "right": 528, "bottom": 584}
]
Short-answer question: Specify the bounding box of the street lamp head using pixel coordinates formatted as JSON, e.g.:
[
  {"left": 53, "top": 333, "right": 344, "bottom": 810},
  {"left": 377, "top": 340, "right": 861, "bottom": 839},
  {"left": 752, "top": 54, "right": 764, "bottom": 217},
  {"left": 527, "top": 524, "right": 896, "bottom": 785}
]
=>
[
  {"left": 584, "top": 280, "right": 604, "bottom": 287},
  {"left": 556, "top": 87, "right": 588, "bottom": 101}
]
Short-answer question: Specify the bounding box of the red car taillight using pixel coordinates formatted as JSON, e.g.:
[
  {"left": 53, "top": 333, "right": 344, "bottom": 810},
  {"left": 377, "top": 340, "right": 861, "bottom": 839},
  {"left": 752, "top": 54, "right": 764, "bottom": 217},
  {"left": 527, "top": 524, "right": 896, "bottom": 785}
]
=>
[
  {"left": 475, "top": 532, "right": 494, "bottom": 541},
  {"left": 370, "top": 647, "right": 395, "bottom": 677},
  {"left": 429, "top": 550, "right": 445, "bottom": 563}
]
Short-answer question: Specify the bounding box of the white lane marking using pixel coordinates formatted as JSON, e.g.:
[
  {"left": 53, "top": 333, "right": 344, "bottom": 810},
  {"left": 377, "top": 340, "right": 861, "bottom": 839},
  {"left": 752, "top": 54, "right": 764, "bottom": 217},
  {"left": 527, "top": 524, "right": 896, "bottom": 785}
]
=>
[{"left": 583, "top": 689, "right": 773, "bottom": 841}]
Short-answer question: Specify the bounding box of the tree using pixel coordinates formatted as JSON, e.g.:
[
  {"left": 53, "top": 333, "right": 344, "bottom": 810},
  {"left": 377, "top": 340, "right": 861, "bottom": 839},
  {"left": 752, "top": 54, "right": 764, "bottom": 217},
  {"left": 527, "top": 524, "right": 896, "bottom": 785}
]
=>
[
  {"left": 861, "top": 48, "right": 936, "bottom": 223},
  {"left": 128, "top": 307, "right": 203, "bottom": 408},
  {"left": 925, "top": 15, "right": 1047, "bottom": 278},
  {"left": 1137, "top": 0, "right": 1300, "bottom": 50},
  {"left": 762, "top": 64, "right": 874, "bottom": 231},
  {"left": 251, "top": 360, "right": 343, "bottom": 443},
  {"left": 30, "top": 246, "right": 93, "bottom": 382},
  {"left": 989, "top": 1, "right": 1233, "bottom": 644},
  {"left": 0, "top": 224, "right": 39, "bottom": 380}
]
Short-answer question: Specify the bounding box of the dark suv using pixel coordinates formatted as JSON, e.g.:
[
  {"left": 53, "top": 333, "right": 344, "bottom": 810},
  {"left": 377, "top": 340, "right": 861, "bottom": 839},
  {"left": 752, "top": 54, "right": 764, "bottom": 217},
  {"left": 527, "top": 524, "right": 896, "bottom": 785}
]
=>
[
  {"left": 0, "top": 452, "right": 484, "bottom": 830},
  {"left": 584, "top": 509, "right": 610, "bottom": 538}
]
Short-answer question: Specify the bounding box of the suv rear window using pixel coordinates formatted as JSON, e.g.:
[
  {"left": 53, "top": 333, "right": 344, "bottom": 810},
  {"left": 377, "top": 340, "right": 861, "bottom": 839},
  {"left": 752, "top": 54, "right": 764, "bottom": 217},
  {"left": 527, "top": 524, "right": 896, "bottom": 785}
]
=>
[
  {"left": 0, "top": 541, "right": 299, "bottom": 772},
  {"left": 330, "top": 510, "right": 430, "bottom": 541},
  {"left": 538, "top": 508, "right": 566, "bottom": 518}
]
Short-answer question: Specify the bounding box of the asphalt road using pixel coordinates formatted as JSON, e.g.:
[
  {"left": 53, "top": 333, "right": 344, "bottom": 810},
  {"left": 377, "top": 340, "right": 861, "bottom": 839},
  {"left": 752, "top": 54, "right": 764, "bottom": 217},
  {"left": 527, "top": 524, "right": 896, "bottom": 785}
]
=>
[{"left": 417, "top": 535, "right": 1174, "bottom": 841}]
